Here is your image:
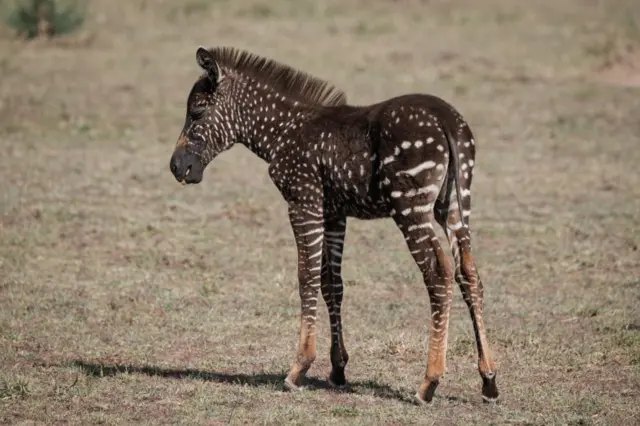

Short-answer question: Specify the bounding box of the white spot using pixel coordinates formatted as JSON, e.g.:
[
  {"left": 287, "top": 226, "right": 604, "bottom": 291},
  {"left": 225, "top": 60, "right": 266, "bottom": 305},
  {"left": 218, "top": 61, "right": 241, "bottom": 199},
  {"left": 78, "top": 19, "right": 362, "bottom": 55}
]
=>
[
  {"left": 449, "top": 221, "right": 464, "bottom": 230},
  {"left": 408, "top": 222, "right": 433, "bottom": 231},
  {"left": 413, "top": 203, "right": 435, "bottom": 213},
  {"left": 417, "top": 184, "right": 439, "bottom": 196},
  {"left": 401, "top": 141, "right": 412, "bottom": 149},
  {"left": 415, "top": 140, "right": 423, "bottom": 148}
]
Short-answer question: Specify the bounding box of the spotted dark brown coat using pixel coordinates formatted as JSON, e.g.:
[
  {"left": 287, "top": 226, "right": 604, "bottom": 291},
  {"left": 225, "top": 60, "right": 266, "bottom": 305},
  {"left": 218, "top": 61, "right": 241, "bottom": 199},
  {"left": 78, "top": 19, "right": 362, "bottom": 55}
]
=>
[{"left": 169, "top": 46, "right": 499, "bottom": 404}]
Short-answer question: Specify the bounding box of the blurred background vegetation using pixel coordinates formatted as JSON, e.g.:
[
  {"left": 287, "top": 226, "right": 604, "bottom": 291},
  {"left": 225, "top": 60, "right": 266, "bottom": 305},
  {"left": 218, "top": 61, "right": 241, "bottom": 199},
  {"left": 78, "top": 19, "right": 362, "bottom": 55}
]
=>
[{"left": 1, "top": 0, "right": 85, "bottom": 39}]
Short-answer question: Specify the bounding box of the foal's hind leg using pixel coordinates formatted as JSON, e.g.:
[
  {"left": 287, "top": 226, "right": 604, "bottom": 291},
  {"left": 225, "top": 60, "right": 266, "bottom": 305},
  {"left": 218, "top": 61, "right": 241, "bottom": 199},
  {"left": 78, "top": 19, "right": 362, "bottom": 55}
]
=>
[
  {"left": 435, "top": 191, "right": 499, "bottom": 402},
  {"left": 320, "top": 216, "right": 349, "bottom": 387},
  {"left": 392, "top": 210, "right": 454, "bottom": 404}
]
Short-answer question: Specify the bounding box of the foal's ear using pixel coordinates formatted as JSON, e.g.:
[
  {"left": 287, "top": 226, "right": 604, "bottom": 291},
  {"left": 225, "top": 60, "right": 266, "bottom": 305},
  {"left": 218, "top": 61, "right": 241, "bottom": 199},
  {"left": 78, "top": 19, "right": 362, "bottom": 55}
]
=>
[{"left": 196, "top": 46, "right": 222, "bottom": 82}]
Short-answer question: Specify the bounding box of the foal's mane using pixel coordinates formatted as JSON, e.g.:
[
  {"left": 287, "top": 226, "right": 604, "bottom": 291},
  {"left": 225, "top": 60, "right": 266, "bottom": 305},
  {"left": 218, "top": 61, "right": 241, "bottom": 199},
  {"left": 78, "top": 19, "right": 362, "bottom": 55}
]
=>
[{"left": 208, "top": 46, "right": 347, "bottom": 107}]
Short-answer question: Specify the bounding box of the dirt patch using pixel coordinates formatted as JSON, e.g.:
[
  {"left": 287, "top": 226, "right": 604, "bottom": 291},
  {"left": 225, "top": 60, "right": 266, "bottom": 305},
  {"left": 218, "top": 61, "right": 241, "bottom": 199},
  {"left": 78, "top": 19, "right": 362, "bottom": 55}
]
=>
[{"left": 595, "top": 48, "right": 640, "bottom": 87}]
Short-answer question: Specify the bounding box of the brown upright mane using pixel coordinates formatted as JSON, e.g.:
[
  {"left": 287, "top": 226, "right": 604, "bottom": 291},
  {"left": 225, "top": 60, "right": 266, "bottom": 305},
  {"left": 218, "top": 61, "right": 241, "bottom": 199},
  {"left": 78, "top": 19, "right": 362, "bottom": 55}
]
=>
[{"left": 208, "top": 46, "right": 347, "bottom": 107}]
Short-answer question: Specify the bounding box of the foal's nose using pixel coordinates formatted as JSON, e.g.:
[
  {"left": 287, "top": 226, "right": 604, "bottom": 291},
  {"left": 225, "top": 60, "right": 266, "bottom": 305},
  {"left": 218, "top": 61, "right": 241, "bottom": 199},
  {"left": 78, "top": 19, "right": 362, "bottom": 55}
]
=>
[
  {"left": 170, "top": 158, "right": 177, "bottom": 175},
  {"left": 169, "top": 146, "right": 203, "bottom": 184},
  {"left": 169, "top": 146, "right": 191, "bottom": 181}
]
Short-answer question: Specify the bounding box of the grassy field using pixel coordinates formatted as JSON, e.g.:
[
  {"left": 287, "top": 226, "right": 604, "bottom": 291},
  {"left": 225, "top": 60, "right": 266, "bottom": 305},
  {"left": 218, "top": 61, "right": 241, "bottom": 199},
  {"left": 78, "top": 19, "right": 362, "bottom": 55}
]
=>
[{"left": 1, "top": 0, "right": 639, "bottom": 424}]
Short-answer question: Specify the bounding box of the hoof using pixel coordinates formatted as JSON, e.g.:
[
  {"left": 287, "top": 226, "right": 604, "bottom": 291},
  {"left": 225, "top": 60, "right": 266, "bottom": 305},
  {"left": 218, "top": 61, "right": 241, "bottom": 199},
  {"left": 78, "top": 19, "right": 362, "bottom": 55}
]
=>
[
  {"left": 415, "top": 380, "right": 438, "bottom": 405},
  {"left": 327, "top": 378, "right": 342, "bottom": 389},
  {"left": 482, "top": 375, "right": 499, "bottom": 403},
  {"left": 328, "top": 378, "right": 349, "bottom": 391},
  {"left": 413, "top": 392, "right": 430, "bottom": 406},
  {"left": 482, "top": 395, "right": 499, "bottom": 404},
  {"left": 284, "top": 378, "right": 305, "bottom": 392},
  {"left": 328, "top": 369, "right": 347, "bottom": 388}
]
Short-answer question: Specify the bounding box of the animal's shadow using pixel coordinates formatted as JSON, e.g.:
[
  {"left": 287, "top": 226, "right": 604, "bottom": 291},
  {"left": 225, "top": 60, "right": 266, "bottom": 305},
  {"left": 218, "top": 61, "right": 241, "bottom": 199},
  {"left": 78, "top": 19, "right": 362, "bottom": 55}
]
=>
[{"left": 70, "top": 360, "right": 455, "bottom": 404}]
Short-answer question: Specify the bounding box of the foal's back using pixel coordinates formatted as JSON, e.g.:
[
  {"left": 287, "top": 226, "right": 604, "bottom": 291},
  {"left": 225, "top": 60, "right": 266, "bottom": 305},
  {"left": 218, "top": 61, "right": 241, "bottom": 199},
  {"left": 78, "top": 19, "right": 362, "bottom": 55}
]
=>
[{"left": 307, "top": 93, "right": 473, "bottom": 220}]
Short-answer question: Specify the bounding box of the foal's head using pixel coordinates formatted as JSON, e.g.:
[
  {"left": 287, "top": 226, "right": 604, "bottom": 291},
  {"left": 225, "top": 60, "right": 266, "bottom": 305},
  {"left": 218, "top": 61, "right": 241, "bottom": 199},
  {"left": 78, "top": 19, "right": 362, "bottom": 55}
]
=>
[
  {"left": 169, "top": 47, "right": 237, "bottom": 185},
  {"left": 169, "top": 46, "right": 347, "bottom": 184}
]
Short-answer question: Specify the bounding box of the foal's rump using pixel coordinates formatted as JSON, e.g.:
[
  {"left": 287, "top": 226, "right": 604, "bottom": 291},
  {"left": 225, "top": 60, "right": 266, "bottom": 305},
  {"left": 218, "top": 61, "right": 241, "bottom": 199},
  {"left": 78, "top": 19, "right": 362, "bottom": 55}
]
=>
[{"left": 367, "top": 93, "right": 469, "bottom": 218}]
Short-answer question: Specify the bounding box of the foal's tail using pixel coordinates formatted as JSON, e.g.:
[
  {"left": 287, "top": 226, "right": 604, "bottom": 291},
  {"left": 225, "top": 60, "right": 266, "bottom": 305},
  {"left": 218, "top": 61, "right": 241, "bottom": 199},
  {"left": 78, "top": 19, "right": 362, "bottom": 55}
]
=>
[{"left": 441, "top": 124, "right": 465, "bottom": 229}]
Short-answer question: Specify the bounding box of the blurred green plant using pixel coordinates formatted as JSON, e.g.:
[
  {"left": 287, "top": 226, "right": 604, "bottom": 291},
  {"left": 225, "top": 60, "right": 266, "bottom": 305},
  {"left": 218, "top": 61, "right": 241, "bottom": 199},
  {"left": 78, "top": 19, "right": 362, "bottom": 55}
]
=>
[
  {"left": 0, "top": 376, "right": 30, "bottom": 400},
  {"left": 3, "top": 0, "right": 85, "bottom": 39}
]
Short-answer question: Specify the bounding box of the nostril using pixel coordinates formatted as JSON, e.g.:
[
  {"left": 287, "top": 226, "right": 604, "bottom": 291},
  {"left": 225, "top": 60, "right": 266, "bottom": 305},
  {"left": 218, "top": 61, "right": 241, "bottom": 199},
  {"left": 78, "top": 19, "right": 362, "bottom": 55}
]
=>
[{"left": 171, "top": 161, "right": 178, "bottom": 175}]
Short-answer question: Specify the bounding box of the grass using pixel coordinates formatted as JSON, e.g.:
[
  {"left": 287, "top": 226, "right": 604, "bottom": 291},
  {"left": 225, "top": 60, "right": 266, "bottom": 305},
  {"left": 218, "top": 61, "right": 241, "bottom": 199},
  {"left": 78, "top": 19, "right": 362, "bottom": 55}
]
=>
[
  {"left": 0, "top": 376, "right": 31, "bottom": 401},
  {"left": 1, "top": 0, "right": 639, "bottom": 424}
]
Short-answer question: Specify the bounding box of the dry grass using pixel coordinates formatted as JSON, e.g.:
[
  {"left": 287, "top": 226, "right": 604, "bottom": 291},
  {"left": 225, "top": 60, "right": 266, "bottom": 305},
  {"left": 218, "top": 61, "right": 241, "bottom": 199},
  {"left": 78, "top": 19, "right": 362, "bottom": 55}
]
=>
[{"left": 1, "top": 0, "right": 639, "bottom": 424}]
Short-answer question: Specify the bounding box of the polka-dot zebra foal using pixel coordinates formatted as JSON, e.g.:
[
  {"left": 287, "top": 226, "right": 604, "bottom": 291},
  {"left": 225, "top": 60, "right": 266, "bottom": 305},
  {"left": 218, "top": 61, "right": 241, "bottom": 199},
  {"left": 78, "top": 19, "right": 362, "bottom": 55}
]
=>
[{"left": 169, "top": 46, "right": 499, "bottom": 404}]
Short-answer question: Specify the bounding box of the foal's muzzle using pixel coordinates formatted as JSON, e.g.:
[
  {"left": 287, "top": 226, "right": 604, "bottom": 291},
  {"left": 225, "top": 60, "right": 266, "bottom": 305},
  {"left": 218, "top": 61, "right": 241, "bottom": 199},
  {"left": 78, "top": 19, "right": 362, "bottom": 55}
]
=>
[{"left": 169, "top": 146, "right": 204, "bottom": 184}]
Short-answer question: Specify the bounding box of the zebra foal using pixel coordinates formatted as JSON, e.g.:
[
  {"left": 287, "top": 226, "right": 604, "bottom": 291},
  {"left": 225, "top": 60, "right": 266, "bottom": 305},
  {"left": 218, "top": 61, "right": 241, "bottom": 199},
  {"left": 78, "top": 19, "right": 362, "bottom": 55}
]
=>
[{"left": 169, "top": 46, "right": 499, "bottom": 404}]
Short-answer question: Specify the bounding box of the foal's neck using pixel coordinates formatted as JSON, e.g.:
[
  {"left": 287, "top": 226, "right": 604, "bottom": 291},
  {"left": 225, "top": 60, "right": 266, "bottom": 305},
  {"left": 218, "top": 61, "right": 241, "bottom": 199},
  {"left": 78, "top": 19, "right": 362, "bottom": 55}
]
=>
[{"left": 235, "top": 80, "right": 315, "bottom": 163}]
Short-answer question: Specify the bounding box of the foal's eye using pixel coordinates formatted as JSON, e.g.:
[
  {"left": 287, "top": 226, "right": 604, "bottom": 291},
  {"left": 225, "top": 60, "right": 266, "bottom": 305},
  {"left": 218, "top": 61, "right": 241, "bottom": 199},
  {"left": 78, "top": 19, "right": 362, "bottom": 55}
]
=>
[{"left": 190, "top": 106, "right": 206, "bottom": 120}]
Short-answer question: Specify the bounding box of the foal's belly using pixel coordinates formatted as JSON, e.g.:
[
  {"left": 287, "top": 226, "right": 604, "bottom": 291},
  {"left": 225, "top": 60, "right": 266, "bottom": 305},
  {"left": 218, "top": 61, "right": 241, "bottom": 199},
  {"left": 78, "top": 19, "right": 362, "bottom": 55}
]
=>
[
  {"left": 344, "top": 204, "right": 391, "bottom": 220},
  {"left": 326, "top": 191, "right": 391, "bottom": 220}
]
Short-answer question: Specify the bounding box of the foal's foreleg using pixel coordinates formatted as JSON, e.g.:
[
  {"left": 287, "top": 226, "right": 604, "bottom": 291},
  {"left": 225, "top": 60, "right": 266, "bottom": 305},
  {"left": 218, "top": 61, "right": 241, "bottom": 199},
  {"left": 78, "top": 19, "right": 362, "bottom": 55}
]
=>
[
  {"left": 284, "top": 206, "right": 324, "bottom": 391},
  {"left": 321, "top": 216, "right": 349, "bottom": 386}
]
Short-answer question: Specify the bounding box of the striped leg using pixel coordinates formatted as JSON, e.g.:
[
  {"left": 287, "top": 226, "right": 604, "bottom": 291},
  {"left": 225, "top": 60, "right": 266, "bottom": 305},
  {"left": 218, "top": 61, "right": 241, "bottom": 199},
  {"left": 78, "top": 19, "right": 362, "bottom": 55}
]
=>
[
  {"left": 393, "top": 211, "right": 454, "bottom": 404},
  {"left": 321, "top": 216, "right": 349, "bottom": 387},
  {"left": 436, "top": 187, "right": 499, "bottom": 402},
  {"left": 284, "top": 205, "right": 324, "bottom": 391}
]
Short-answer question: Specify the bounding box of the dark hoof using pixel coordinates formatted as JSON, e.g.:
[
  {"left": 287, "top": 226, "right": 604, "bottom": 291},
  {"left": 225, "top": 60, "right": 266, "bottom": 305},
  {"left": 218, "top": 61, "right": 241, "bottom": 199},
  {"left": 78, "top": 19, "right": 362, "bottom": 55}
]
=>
[
  {"left": 329, "top": 369, "right": 347, "bottom": 388},
  {"left": 415, "top": 380, "right": 439, "bottom": 405},
  {"left": 482, "top": 375, "right": 499, "bottom": 403}
]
